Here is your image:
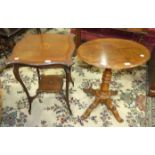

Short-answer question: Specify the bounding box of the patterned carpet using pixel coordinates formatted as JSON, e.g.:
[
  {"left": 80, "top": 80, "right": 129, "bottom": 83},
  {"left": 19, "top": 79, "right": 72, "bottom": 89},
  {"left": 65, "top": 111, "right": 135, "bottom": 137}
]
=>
[{"left": 0, "top": 28, "right": 154, "bottom": 127}]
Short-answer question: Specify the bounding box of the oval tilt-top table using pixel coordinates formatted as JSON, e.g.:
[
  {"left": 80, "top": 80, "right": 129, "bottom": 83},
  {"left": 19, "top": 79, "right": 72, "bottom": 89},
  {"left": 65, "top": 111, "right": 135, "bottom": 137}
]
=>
[
  {"left": 78, "top": 38, "right": 150, "bottom": 122},
  {"left": 6, "top": 33, "right": 75, "bottom": 115}
]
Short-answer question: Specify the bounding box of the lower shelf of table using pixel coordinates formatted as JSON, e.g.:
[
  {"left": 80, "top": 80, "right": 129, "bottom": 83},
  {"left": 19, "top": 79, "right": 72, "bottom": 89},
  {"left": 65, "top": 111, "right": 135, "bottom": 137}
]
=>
[{"left": 37, "top": 75, "right": 64, "bottom": 93}]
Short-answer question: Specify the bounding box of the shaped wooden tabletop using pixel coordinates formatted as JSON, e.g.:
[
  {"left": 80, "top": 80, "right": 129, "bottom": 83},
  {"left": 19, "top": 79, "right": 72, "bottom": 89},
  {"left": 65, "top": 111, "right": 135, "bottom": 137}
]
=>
[{"left": 7, "top": 33, "right": 75, "bottom": 66}]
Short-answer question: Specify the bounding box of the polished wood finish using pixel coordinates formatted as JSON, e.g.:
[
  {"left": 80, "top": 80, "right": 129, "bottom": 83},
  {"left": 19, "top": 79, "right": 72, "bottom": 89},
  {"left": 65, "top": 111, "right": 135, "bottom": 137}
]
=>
[
  {"left": 37, "top": 75, "right": 63, "bottom": 93},
  {"left": 148, "top": 48, "right": 155, "bottom": 97},
  {"left": 78, "top": 38, "right": 150, "bottom": 70},
  {"left": 6, "top": 34, "right": 75, "bottom": 115},
  {"left": 81, "top": 69, "right": 123, "bottom": 122},
  {"left": 78, "top": 38, "right": 150, "bottom": 122},
  {"left": 7, "top": 33, "right": 75, "bottom": 66}
]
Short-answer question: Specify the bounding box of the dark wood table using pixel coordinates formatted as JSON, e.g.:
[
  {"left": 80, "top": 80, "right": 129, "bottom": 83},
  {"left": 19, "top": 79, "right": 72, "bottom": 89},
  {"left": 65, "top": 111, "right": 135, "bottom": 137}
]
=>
[
  {"left": 78, "top": 38, "right": 150, "bottom": 122},
  {"left": 6, "top": 33, "right": 75, "bottom": 115}
]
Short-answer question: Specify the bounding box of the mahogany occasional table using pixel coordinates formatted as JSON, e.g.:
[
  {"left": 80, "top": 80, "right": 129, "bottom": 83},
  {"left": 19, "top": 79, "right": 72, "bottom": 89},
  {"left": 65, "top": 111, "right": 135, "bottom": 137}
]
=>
[
  {"left": 78, "top": 38, "right": 150, "bottom": 122},
  {"left": 6, "top": 33, "right": 75, "bottom": 115}
]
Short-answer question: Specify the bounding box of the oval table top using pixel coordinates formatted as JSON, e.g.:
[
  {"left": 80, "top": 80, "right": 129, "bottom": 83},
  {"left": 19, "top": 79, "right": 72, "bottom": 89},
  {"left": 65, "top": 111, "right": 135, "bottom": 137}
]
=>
[{"left": 77, "top": 38, "right": 150, "bottom": 70}]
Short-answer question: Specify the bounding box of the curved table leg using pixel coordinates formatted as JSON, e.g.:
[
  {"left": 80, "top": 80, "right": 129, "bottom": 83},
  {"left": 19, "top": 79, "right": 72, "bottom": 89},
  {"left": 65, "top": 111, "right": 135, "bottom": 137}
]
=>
[
  {"left": 81, "top": 97, "right": 100, "bottom": 120},
  {"left": 13, "top": 65, "right": 33, "bottom": 114},
  {"left": 13, "top": 65, "right": 73, "bottom": 115},
  {"left": 68, "top": 66, "right": 74, "bottom": 86},
  {"left": 105, "top": 99, "right": 123, "bottom": 122},
  {"left": 36, "top": 68, "right": 41, "bottom": 81},
  {"left": 64, "top": 67, "right": 72, "bottom": 115}
]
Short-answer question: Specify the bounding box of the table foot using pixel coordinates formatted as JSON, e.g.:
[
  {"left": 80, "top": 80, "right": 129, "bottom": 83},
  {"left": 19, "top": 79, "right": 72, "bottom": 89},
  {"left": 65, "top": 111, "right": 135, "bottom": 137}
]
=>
[
  {"left": 28, "top": 109, "right": 31, "bottom": 115},
  {"left": 105, "top": 99, "right": 124, "bottom": 122},
  {"left": 68, "top": 107, "right": 72, "bottom": 115},
  {"left": 81, "top": 97, "right": 100, "bottom": 120},
  {"left": 65, "top": 96, "right": 72, "bottom": 115}
]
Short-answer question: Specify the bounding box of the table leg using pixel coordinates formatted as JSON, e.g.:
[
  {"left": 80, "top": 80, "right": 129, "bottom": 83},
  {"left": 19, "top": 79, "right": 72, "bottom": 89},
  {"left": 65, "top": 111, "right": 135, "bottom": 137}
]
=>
[
  {"left": 81, "top": 97, "right": 100, "bottom": 120},
  {"left": 68, "top": 66, "right": 74, "bottom": 86},
  {"left": 105, "top": 99, "right": 123, "bottom": 122},
  {"left": 36, "top": 68, "right": 41, "bottom": 81},
  {"left": 64, "top": 67, "right": 72, "bottom": 115},
  {"left": 13, "top": 65, "right": 73, "bottom": 115},
  {"left": 13, "top": 65, "right": 33, "bottom": 114},
  {"left": 81, "top": 68, "right": 123, "bottom": 123}
]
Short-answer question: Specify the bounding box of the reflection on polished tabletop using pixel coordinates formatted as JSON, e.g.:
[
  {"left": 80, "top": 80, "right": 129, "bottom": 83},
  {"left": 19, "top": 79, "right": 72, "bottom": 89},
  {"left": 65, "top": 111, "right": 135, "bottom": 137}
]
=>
[
  {"left": 78, "top": 38, "right": 150, "bottom": 70},
  {"left": 78, "top": 38, "right": 150, "bottom": 122},
  {"left": 7, "top": 33, "right": 75, "bottom": 66}
]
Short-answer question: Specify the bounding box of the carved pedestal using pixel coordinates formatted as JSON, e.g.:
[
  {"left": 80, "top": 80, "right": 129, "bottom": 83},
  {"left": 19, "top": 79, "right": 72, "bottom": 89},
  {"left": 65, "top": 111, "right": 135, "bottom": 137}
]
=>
[{"left": 81, "top": 69, "right": 124, "bottom": 122}]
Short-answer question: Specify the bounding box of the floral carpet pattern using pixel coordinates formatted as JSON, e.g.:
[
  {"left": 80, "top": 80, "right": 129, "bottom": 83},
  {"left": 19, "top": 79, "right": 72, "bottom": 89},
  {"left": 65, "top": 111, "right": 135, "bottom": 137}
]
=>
[
  {"left": 0, "top": 28, "right": 153, "bottom": 127},
  {"left": 0, "top": 57, "right": 149, "bottom": 127}
]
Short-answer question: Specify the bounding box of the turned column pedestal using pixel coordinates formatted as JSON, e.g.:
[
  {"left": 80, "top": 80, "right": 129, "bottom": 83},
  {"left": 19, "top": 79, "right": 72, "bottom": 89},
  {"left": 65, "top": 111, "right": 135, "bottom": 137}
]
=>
[{"left": 81, "top": 69, "right": 123, "bottom": 122}]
